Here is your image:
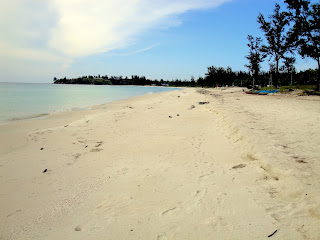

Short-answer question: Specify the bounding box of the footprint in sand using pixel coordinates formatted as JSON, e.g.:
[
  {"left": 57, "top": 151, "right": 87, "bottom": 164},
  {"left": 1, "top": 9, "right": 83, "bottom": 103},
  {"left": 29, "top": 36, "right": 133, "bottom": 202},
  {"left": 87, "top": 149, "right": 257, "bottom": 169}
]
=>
[
  {"left": 157, "top": 235, "right": 168, "bottom": 240},
  {"left": 74, "top": 225, "right": 82, "bottom": 231},
  {"left": 231, "top": 164, "right": 246, "bottom": 169},
  {"left": 6, "top": 209, "right": 22, "bottom": 218},
  {"left": 185, "top": 189, "right": 207, "bottom": 211},
  {"left": 90, "top": 148, "right": 103, "bottom": 152},
  {"left": 198, "top": 172, "right": 214, "bottom": 184},
  {"left": 95, "top": 141, "right": 103, "bottom": 147},
  {"left": 194, "top": 189, "right": 206, "bottom": 202},
  {"left": 161, "top": 207, "right": 179, "bottom": 217},
  {"left": 188, "top": 105, "right": 195, "bottom": 110}
]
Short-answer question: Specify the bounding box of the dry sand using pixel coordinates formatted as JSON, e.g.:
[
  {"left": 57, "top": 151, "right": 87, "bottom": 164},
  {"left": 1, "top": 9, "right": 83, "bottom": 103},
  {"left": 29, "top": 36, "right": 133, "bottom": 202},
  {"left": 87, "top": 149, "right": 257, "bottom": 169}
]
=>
[{"left": 1, "top": 87, "right": 320, "bottom": 240}]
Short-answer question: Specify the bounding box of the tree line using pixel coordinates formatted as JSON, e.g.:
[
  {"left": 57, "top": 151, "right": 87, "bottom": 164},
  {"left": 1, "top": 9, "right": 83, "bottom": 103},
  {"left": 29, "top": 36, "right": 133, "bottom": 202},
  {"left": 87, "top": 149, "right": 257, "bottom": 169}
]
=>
[
  {"left": 245, "top": 0, "right": 319, "bottom": 90},
  {"left": 53, "top": 67, "right": 318, "bottom": 88},
  {"left": 54, "top": 0, "right": 319, "bottom": 90},
  {"left": 54, "top": 75, "right": 170, "bottom": 86}
]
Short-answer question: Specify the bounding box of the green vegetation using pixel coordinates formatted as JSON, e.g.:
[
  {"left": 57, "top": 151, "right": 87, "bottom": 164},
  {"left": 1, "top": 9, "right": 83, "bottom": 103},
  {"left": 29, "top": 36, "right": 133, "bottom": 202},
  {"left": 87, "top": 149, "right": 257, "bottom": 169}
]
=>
[
  {"left": 249, "top": 0, "right": 319, "bottom": 91},
  {"left": 54, "top": 67, "right": 318, "bottom": 88},
  {"left": 261, "top": 85, "right": 316, "bottom": 92},
  {"left": 285, "top": 0, "right": 320, "bottom": 90},
  {"left": 245, "top": 35, "right": 266, "bottom": 86},
  {"left": 257, "top": 3, "right": 291, "bottom": 87},
  {"left": 280, "top": 85, "right": 316, "bottom": 91},
  {"left": 53, "top": 76, "right": 112, "bottom": 85}
]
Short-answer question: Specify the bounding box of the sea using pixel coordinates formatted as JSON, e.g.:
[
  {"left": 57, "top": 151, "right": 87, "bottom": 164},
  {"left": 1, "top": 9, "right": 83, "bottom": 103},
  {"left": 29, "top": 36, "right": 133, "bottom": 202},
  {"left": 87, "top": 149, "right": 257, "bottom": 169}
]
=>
[{"left": 0, "top": 83, "right": 179, "bottom": 124}]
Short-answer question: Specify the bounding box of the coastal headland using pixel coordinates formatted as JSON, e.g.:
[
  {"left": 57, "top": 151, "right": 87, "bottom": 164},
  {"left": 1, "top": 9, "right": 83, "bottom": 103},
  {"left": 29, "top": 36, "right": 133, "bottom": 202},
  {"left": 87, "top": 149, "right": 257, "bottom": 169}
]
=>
[{"left": 1, "top": 87, "right": 320, "bottom": 240}]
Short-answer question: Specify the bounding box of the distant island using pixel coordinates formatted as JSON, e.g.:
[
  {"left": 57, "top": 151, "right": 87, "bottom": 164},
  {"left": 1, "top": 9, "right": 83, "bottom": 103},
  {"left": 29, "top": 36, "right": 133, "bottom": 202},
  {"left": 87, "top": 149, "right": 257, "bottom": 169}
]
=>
[{"left": 54, "top": 75, "right": 171, "bottom": 87}]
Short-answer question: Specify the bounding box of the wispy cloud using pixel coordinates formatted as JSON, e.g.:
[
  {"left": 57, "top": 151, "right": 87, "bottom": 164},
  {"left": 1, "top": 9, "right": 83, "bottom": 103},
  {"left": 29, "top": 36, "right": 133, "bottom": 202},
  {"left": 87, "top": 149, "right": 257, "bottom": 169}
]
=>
[
  {"left": 105, "top": 44, "right": 160, "bottom": 57},
  {"left": 0, "top": 0, "right": 231, "bottom": 62}
]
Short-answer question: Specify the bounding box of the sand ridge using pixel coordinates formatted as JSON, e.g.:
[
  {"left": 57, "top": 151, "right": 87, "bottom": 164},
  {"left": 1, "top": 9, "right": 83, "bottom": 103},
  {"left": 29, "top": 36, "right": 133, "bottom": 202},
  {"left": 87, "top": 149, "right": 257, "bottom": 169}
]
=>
[{"left": 1, "top": 88, "right": 319, "bottom": 240}]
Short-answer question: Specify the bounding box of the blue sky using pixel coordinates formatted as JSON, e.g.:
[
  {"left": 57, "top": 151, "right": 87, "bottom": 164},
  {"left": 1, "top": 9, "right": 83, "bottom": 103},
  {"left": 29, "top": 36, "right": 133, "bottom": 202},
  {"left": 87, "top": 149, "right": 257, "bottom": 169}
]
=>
[{"left": 0, "top": 0, "right": 317, "bottom": 83}]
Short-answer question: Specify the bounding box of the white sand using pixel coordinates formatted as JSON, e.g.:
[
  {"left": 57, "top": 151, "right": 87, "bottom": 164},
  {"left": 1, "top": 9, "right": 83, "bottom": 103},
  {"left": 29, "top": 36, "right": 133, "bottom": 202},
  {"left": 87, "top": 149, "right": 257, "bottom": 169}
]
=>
[{"left": 1, "top": 88, "right": 320, "bottom": 240}]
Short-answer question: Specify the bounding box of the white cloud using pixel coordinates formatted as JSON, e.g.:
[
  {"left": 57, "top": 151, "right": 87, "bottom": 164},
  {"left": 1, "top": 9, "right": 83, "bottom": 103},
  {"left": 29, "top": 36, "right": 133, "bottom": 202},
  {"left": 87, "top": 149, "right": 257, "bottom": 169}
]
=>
[
  {"left": 0, "top": 0, "right": 230, "bottom": 62},
  {"left": 0, "top": 1, "right": 56, "bottom": 48},
  {"left": 0, "top": 42, "right": 63, "bottom": 62}
]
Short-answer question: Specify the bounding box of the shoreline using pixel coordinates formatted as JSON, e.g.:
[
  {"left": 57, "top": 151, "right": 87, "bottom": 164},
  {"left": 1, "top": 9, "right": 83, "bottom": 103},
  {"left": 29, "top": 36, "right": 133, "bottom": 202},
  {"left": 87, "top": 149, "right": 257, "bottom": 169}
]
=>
[
  {"left": 1, "top": 87, "right": 320, "bottom": 240},
  {"left": 0, "top": 85, "right": 181, "bottom": 126},
  {"left": 0, "top": 89, "right": 181, "bottom": 155}
]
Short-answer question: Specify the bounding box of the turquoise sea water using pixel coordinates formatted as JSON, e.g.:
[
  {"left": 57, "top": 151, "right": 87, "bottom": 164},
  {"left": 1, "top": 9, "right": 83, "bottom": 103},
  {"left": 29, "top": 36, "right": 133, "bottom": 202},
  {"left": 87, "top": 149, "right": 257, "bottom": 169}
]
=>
[{"left": 0, "top": 83, "right": 179, "bottom": 124}]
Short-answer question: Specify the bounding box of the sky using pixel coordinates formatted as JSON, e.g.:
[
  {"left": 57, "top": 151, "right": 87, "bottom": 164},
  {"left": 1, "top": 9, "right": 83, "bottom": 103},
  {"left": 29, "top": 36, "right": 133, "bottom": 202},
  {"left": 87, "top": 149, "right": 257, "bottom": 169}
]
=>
[{"left": 0, "top": 0, "right": 317, "bottom": 83}]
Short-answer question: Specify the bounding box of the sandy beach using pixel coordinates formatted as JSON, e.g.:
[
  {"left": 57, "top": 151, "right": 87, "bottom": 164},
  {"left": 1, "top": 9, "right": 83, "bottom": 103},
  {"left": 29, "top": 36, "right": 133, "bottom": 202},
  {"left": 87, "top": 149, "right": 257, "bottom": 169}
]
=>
[{"left": 1, "top": 87, "right": 320, "bottom": 240}]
